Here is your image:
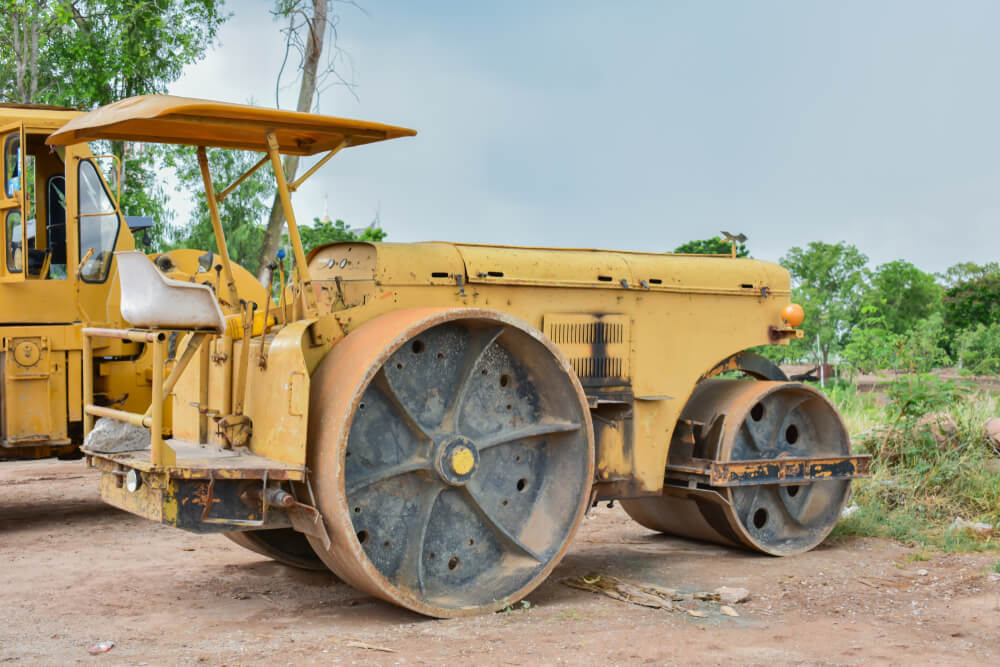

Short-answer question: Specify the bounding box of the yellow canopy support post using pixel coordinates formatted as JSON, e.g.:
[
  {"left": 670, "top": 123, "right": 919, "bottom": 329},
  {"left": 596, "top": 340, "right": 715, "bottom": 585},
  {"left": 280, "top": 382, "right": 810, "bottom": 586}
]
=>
[
  {"left": 197, "top": 146, "right": 241, "bottom": 313},
  {"left": 216, "top": 154, "right": 269, "bottom": 203},
  {"left": 288, "top": 140, "right": 348, "bottom": 192},
  {"left": 265, "top": 131, "right": 317, "bottom": 318}
]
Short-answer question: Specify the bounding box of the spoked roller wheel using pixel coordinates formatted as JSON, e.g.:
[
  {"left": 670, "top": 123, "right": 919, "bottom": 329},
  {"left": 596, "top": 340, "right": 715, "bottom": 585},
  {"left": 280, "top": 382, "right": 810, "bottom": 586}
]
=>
[
  {"left": 305, "top": 308, "right": 594, "bottom": 617},
  {"left": 224, "top": 529, "right": 328, "bottom": 571},
  {"left": 622, "top": 378, "right": 852, "bottom": 556}
]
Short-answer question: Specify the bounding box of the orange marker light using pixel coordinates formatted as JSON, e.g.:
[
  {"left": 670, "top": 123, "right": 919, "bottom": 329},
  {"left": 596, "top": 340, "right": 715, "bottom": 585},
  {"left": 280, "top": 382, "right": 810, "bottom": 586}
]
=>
[{"left": 782, "top": 303, "right": 805, "bottom": 327}]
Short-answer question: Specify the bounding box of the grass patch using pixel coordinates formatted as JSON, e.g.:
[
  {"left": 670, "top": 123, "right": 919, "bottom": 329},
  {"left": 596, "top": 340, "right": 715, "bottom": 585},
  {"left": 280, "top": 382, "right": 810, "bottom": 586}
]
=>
[
  {"left": 994, "top": 559, "right": 1000, "bottom": 574},
  {"left": 830, "top": 376, "right": 1000, "bottom": 552}
]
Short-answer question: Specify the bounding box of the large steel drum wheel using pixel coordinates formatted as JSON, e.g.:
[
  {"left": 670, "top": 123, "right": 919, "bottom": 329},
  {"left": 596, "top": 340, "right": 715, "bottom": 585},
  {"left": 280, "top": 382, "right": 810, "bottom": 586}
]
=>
[
  {"left": 224, "top": 529, "right": 327, "bottom": 571},
  {"left": 623, "top": 376, "right": 852, "bottom": 556},
  {"left": 305, "top": 308, "right": 594, "bottom": 617}
]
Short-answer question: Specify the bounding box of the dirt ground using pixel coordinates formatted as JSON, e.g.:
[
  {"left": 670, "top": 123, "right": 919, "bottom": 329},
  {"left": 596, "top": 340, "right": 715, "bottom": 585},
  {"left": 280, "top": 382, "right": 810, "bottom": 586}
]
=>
[{"left": 2, "top": 460, "right": 998, "bottom": 666}]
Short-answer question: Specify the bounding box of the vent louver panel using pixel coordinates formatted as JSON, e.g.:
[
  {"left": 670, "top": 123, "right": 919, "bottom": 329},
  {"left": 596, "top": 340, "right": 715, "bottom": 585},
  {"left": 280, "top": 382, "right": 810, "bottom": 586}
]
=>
[
  {"left": 547, "top": 322, "right": 625, "bottom": 345},
  {"left": 542, "top": 314, "right": 630, "bottom": 387}
]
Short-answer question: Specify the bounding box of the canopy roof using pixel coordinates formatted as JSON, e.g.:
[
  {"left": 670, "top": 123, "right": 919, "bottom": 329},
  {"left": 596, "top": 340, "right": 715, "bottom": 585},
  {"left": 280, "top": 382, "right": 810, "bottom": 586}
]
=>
[{"left": 46, "top": 95, "right": 416, "bottom": 155}]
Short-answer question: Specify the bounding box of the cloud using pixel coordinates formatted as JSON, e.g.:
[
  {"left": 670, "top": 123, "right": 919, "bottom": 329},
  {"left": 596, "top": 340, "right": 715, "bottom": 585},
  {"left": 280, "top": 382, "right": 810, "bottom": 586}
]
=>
[{"left": 168, "top": 0, "right": 1000, "bottom": 272}]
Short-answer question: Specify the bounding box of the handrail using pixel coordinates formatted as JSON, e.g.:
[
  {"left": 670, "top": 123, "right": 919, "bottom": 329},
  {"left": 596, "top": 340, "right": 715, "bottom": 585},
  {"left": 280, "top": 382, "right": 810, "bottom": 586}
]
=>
[{"left": 82, "top": 327, "right": 210, "bottom": 467}]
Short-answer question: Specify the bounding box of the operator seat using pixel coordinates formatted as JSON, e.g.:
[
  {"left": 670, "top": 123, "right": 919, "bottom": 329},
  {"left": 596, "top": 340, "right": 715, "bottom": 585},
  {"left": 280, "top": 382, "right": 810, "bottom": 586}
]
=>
[{"left": 115, "top": 251, "right": 225, "bottom": 333}]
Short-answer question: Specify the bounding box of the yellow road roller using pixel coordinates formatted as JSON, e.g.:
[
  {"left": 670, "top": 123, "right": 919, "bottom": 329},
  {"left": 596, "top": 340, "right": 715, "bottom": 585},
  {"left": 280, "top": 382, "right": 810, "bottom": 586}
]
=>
[{"left": 47, "top": 95, "right": 870, "bottom": 618}]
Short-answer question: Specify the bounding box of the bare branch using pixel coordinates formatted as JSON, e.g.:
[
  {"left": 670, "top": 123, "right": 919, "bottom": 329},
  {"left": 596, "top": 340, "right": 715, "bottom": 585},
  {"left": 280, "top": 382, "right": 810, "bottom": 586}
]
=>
[{"left": 274, "top": 13, "right": 295, "bottom": 108}]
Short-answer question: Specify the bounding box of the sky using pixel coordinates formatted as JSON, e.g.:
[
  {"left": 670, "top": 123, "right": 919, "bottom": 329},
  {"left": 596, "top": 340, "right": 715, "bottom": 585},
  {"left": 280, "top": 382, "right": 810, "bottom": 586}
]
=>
[{"left": 170, "top": 0, "right": 1000, "bottom": 273}]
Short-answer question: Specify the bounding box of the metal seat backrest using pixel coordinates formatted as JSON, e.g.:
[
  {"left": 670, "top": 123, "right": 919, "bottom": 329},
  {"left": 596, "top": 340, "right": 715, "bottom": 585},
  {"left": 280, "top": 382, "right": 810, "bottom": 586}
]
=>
[{"left": 115, "top": 251, "right": 225, "bottom": 333}]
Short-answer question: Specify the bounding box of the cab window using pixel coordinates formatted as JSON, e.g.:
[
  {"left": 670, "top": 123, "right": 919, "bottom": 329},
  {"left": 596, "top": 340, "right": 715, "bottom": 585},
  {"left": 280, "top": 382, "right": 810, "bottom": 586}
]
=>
[
  {"left": 47, "top": 175, "right": 67, "bottom": 278},
  {"left": 78, "top": 159, "right": 120, "bottom": 283},
  {"left": 6, "top": 210, "right": 21, "bottom": 272},
  {"left": 4, "top": 134, "right": 20, "bottom": 197}
]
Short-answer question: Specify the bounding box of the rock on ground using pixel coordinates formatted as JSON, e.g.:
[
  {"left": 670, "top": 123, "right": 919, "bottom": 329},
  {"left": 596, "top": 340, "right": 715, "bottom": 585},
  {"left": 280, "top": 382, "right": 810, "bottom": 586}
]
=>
[
  {"left": 985, "top": 417, "right": 1000, "bottom": 454},
  {"left": 82, "top": 417, "right": 150, "bottom": 453},
  {"left": 714, "top": 586, "right": 751, "bottom": 604}
]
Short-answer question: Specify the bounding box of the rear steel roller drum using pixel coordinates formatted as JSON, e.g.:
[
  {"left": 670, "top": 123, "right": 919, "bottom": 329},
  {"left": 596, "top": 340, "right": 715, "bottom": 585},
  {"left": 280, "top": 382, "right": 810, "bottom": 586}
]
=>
[
  {"left": 622, "top": 379, "right": 852, "bottom": 556},
  {"left": 224, "top": 529, "right": 328, "bottom": 571},
  {"left": 305, "top": 308, "right": 594, "bottom": 617}
]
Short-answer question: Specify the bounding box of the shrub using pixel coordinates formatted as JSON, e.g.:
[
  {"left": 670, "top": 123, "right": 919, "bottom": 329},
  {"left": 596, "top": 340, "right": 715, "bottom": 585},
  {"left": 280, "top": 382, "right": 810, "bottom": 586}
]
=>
[
  {"left": 943, "top": 273, "right": 1000, "bottom": 331},
  {"left": 954, "top": 323, "right": 1000, "bottom": 374},
  {"left": 842, "top": 311, "right": 949, "bottom": 375},
  {"left": 841, "top": 307, "right": 901, "bottom": 374},
  {"left": 833, "top": 377, "right": 1000, "bottom": 552}
]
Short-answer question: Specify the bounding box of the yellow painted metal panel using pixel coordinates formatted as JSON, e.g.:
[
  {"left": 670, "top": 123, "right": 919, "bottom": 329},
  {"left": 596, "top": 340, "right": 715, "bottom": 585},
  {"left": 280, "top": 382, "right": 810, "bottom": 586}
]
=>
[
  {"left": 0, "top": 105, "right": 80, "bottom": 128},
  {"left": 244, "top": 321, "right": 312, "bottom": 465},
  {"left": 299, "top": 242, "right": 797, "bottom": 493},
  {"left": 457, "top": 244, "right": 633, "bottom": 289},
  {"left": 47, "top": 95, "right": 416, "bottom": 156},
  {"left": 360, "top": 242, "right": 466, "bottom": 287},
  {"left": 2, "top": 337, "right": 68, "bottom": 445},
  {"left": 171, "top": 334, "right": 203, "bottom": 443}
]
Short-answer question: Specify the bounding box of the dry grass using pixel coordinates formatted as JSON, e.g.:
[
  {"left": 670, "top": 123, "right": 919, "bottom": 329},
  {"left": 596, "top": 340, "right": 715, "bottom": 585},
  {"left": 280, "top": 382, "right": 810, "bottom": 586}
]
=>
[{"left": 827, "top": 378, "right": 1000, "bottom": 551}]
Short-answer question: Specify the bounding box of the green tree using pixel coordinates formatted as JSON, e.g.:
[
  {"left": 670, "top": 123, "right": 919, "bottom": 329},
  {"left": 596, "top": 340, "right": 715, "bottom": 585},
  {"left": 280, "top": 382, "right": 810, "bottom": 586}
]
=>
[
  {"left": 296, "top": 216, "right": 386, "bottom": 255},
  {"left": 841, "top": 306, "right": 902, "bottom": 374},
  {"left": 938, "top": 260, "right": 1000, "bottom": 289},
  {"left": 781, "top": 241, "right": 868, "bottom": 365},
  {"left": 842, "top": 309, "right": 949, "bottom": 375},
  {"left": 120, "top": 144, "right": 176, "bottom": 252},
  {"left": 164, "top": 146, "right": 270, "bottom": 273},
  {"left": 900, "top": 312, "right": 950, "bottom": 372},
  {"left": 943, "top": 273, "right": 1000, "bottom": 332},
  {"left": 862, "top": 260, "right": 942, "bottom": 335},
  {"left": 0, "top": 1, "right": 229, "bottom": 249},
  {"left": 0, "top": 1, "right": 228, "bottom": 107},
  {"left": 674, "top": 236, "right": 748, "bottom": 257},
  {"left": 163, "top": 143, "right": 386, "bottom": 276},
  {"left": 954, "top": 322, "right": 1000, "bottom": 374}
]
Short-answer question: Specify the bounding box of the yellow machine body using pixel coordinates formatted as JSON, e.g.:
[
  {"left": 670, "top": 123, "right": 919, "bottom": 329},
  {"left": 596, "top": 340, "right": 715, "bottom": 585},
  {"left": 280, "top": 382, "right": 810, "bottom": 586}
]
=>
[{"left": 188, "top": 240, "right": 796, "bottom": 497}]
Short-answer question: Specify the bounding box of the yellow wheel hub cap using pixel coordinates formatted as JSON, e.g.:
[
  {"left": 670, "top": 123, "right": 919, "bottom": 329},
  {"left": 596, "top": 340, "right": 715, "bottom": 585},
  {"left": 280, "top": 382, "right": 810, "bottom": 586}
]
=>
[{"left": 450, "top": 446, "right": 475, "bottom": 476}]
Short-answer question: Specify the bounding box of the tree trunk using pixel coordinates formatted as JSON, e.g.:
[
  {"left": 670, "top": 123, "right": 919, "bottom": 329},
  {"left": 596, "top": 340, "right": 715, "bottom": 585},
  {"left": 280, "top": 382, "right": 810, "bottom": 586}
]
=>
[
  {"left": 12, "top": 10, "right": 26, "bottom": 102},
  {"left": 28, "top": 8, "right": 40, "bottom": 101},
  {"left": 255, "top": 0, "right": 328, "bottom": 283},
  {"left": 8, "top": 3, "right": 59, "bottom": 104}
]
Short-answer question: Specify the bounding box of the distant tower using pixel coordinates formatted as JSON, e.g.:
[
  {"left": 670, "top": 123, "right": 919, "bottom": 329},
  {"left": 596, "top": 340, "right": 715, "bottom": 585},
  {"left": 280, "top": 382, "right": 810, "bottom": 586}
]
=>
[{"left": 321, "top": 193, "right": 332, "bottom": 224}]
